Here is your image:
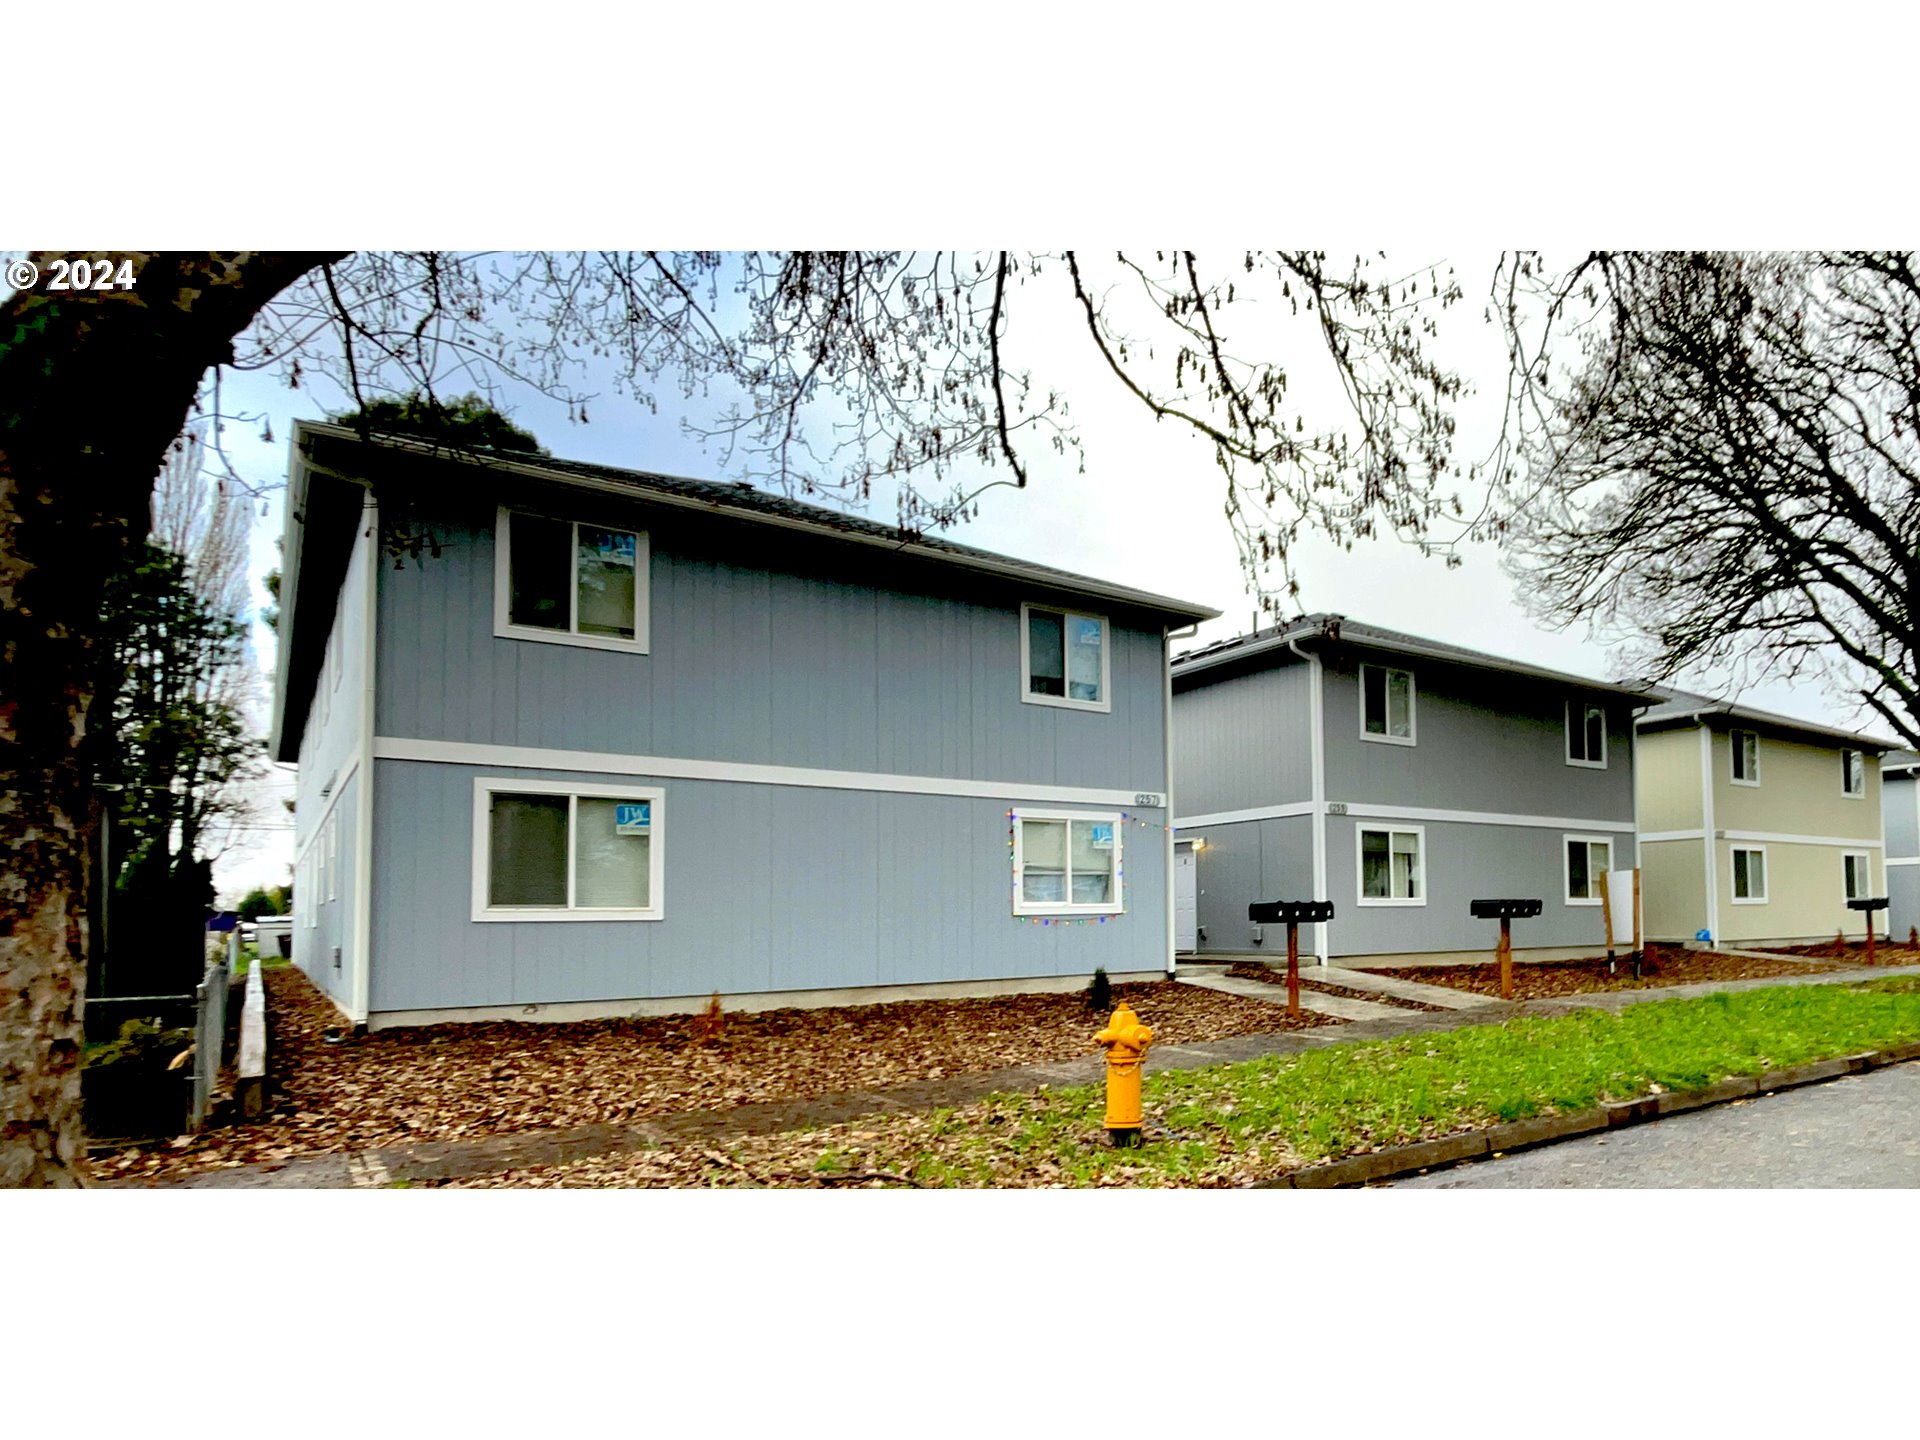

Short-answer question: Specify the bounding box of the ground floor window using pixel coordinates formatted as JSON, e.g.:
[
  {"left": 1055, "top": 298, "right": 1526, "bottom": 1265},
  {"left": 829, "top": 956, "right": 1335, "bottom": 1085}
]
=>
[
  {"left": 1843, "top": 851, "right": 1873, "bottom": 902},
  {"left": 1564, "top": 835, "right": 1613, "bottom": 904},
  {"left": 1011, "top": 809, "right": 1122, "bottom": 915},
  {"left": 1731, "top": 845, "right": 1768, "bottom": 903},
  {"left": 1358, "top": 826, "right": 1424, "bottom": 904},
  {"left": 473, "top": 778, "right": 665, "bottom": 920}
]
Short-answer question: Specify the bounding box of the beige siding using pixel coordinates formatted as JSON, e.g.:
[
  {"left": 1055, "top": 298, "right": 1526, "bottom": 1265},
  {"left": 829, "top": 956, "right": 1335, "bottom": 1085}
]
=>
[
  {"left": 1634, "top": 729, "right": 1704, "bottom": 834},
  {"left": 1640, "top": 836, "right": 1707, "bottom": 941},
  {"left": 1717, "top": 840, "right": 1884, "bottom": 944},
  {"left": 1709, "top": 730, "right": 1882, "bottom": 840}
]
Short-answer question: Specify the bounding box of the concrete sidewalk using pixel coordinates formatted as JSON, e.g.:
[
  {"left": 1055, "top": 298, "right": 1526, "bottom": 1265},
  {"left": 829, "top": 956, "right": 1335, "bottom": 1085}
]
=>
[{"left": 118, "top": 962, "right": 1920, "bottom": 1190}]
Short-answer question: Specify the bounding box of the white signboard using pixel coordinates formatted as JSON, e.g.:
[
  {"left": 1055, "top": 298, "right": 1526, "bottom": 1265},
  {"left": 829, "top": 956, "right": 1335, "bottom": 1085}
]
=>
[{"left": 1603, "top": 867, "right": 1640, "bottom": 948}]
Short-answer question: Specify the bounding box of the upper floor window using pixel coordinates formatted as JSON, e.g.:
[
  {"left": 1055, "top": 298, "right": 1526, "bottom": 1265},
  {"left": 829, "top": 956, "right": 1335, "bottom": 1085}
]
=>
[
  {"left": 1841, "top": 749, "right": 1866, "bottom": 797},
  {"left": 1730, "top": 730, "right": 1760, "bottom": 786},
  {"left": 495, "top": 507, "right": 650, "bottom": 654},
  {"left": 1360, "top": 664, "right": 1415, "bottom": 745},
  {"left": 1566, "top": 701, "right": 1607, "bottom": 768},
  {"left": 1021, "top": 604, "right": 1109, "bottom": 713}
]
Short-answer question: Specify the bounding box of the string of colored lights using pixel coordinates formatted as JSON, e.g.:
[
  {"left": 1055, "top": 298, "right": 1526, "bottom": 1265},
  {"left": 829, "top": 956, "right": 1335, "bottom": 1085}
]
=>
[{"left": 1002, "top": 808, "right": 1177, "bottom": 925}]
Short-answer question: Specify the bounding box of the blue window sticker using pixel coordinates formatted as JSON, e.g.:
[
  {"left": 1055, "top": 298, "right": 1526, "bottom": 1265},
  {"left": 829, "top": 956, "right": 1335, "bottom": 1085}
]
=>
[
  {"left": 615, "top": 801, "right": 651, "bottom": 834},
  {"left": 1090, "top": 822, "right": 1114, "bottom": 850}
]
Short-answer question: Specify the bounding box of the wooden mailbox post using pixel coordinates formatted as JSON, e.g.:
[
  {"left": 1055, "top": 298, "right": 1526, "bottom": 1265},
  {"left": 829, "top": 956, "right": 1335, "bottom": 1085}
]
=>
[
  {"left": 1848, "top": 897, "right": 1890, "bottom": 966},
  {"left": 1248, "top": 900, "right": 1335, "bottom": 1016},
  {"left": 1469, "top": 898, "right": 1542, "bottom": 1001}
]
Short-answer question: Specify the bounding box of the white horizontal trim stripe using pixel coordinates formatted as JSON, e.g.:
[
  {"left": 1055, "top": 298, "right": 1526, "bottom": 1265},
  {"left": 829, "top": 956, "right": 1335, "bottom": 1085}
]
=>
[
  {"left": 1336, "top": 802, "right": 1637, "bottom": 834},
  {"left": 1175, "top": 801, "right": 1316, "bottom": 829},
  {"left": 295, "top": 753, "right": 362, "bottom": 862},
  {"left": 1887, "top": 856, "right": 1920, "bottom": 868},
  {"left": 1719, "top": 828, "right": 1883, "bottom": 849},
  {"left": 1639, "top": 829, "right": 1705, "bottom": 843},
  {"left": 373, "top": 736, "right": 1164, "bottom": 809}
]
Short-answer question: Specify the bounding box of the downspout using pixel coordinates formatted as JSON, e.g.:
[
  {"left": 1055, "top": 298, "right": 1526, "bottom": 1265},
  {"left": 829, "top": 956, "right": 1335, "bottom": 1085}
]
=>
[
  {"left": 1699, "top": 722, "right": 1719, "bottom": 944},
  {"left": 1288, "top": 637, "right": 1329, "bottom": 965},
  {"left": 1163, "top": 625, "right": 1177, "bottom": 977},
  {"left": 349, "top": 493, "right": 379, "bottom": 1029}
]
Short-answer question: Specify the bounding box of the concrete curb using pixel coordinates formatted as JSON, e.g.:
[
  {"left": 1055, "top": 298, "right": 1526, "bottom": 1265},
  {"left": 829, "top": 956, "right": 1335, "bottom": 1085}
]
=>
[{"left": 1253, "top": 1045, "right": 1920, "bottom": 1189}]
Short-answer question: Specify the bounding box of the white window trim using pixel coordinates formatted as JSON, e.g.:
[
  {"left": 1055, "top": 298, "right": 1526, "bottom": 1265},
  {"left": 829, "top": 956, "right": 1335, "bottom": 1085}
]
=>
[
  {"left": 327, "top": 814, "right": 339, "bottom": 903},
  {"left": 493, "top": 506, "right": 651, "bottom": 655},
  {"left": 1841, "top": 749, "right": 1866, "bottom": 799},
  {"left": 1356, "top": 823, "right": 1427, "bottom": 907},
  {"left": 1358, "top": 663, "right": 1417, "bottom": 747},
  {"left": 1730, "top": 730, "right": 1761, "bottom": 787},
  {"left": 1841, "top": 850, "right": 1873, "bottom": 902},
  {"left": 1018, "top": 603, "right": 1112, "bottom": 714},
  {"left": 1010, "top": 807, "right": 1124, "bottom": 916},
  {"left": 1562, "top": 833, "right": 1614, "bottom": 906},
  {"left": 1565, "top": 700, "right": 1607, "bottom": 769},
  {"left": 1730, "top": 843, "right": 1769, "bottom": 904},
  {"left": 471, "top": 775, "right": 666, "bottom": 922}
]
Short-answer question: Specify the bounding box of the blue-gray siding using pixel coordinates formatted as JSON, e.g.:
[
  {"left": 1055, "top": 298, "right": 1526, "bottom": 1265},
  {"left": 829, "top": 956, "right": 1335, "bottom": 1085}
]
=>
[
  {"left": 1171, "top": 663, "right": 1314, "bottom": 816},
  {"left": 1181, "top": 816, "right": 1313, "bottom": 954},
  {"left": 293, "top": 773, "right": 359, "bottom": 1013},
  {"left": 368, "top": 759, "right": 1167, "bottom": 1013},
  {"left": 1323, "top": 814, "right": 1617, "bottom": 956},
  {"left": 1319, "top": 652, "right": 1635, "bottom": 821},
  {"left": 1889, "top": 867, "right": 1920, "bottom": 943},
  {"left": 375, "top": 498, "right": 1167, "bottom": 794},
  {"left": 1885, "top": 772, "right": 1918, "bottom": 858}
]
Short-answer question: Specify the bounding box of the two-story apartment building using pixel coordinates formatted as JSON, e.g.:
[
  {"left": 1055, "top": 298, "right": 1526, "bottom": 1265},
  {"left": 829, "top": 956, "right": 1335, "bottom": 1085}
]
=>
[
  {"left": 270, "top": 421, "right": 1215, "bottom": 1029},
  {"left": 1635, "top": 693, "right": 1894, "bottom": 946},
  {"left": 1171, "top": 614, "right": 1653, "bottom": 966}
]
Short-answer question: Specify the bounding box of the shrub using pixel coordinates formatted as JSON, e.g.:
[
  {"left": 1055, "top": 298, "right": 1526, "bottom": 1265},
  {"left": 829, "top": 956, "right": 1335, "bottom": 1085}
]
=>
[
  {"left": 82, "top": 1018, "right": 194, "bottom": 1139},
  {"left": 691, "top": 991, "right": 725, "bottom": 1045},
  {"left": 1086, "top": 967, "right": 1113, "bottom": 1013}
]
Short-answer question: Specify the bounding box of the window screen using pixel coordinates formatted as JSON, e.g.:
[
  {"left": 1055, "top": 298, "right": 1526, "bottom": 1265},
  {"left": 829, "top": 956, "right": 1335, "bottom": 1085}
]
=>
[{"left": 489, "top": 792, "right": 569, "bottom": 907}]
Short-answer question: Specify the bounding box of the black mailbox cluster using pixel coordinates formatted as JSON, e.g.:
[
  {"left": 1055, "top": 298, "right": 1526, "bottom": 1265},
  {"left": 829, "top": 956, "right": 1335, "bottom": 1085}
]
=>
[
  {"left": 1846, "top": 898, "right": 1890, "bottom": 913},
  {"left": 1469, "top": 899, "right": 1543, "bottom": 920},
  {"left": 1249, "top": 901, "right": 1335, "bottom": 925}
]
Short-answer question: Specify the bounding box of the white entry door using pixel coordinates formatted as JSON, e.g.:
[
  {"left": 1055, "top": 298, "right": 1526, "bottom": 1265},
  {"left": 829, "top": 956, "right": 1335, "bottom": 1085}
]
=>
[{"left": 1174, "top": 842, "right": 1199, "bottom": 951}]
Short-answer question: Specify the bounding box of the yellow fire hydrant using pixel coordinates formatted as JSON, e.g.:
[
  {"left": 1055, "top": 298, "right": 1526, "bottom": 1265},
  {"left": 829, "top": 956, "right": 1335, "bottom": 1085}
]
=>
[{"left": 1094, "top": 1003, "right": 1154, "bottom": 1148}]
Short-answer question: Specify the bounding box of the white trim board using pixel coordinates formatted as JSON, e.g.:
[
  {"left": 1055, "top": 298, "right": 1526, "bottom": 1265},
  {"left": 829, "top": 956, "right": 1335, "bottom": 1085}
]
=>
[
  {"left": 374, "top": 735, "right": 1166, "bottom": 810},
  {"left": 1886, "top": 856, "right": 1920, "bottom": 868},
  {"left": 1336, "top": 802, "right": 1636, "bottom": 834},
  {"left": 1642, "top": 827, "right": 1884, "bottom": 848},
  {"left": 1173, "top": 801, "right": 1634, "bottom": 834}
]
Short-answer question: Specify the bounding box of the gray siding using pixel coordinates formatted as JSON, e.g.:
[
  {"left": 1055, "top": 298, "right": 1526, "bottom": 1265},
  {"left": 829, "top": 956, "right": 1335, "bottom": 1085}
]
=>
[
  {"left": 1172, "top": 662, "right": 1314, "bottom": 817},
  {"left": 293, "top": 773, "right": 359, "bottom": 1014},
  {"left": 368, "top": 759, "right": 1167, "bottom": 1014},
  {"left": 1885, "top": 772, "right": 1919, "bottom": 859},
  {"left": 1889, "top": 867, "right": 1920, "bottom": 944},
  {"left": 375, "top": 496, "right": 1167, "bottom": 795},
  {"left": 1320, "top": 651, "right": 1635, "bottom": 822},
  {"left": 1181, "top": 816, "right": 1314, "bottom": 954},
  {"left": 1324, "top": 814, "right": 1618, "bottom": 957}
]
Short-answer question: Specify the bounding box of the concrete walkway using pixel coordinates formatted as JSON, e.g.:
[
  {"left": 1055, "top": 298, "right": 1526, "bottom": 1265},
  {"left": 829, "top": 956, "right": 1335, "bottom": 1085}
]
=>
[
  {"left": 119, "top": 962, "right": 1920, "bottom": 1190},
  {"left": 1314, "top": 965, "right": 1505, "bottom": 1011},
  {"left": 1176, "top": 968, "right": 1412, "bottom": 1022}
]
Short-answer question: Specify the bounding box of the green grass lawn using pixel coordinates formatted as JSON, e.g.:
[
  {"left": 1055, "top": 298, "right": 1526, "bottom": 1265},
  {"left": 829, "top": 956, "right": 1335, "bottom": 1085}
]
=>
[{"left": 796, "top": 978, "right": 1920, "bottom": 1188}]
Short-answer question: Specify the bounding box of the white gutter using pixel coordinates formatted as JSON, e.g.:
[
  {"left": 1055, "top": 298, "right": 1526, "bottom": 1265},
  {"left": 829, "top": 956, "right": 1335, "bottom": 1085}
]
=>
[
  {"left": 1163, "top": 625, "right": 1176, "bottom": 977},
  {"left": 1289, "top": 637, "right": 1329, "bottom": 964},
  {"left": 1699, "top": 723, "right": 1719, "bottom": 944},
  {"left": 349, "top": 492, "right": 378, "bottom": 1029}
]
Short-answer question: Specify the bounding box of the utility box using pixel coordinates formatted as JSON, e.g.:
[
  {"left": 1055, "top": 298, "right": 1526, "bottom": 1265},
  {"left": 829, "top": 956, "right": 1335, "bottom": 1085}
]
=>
[
  {"left": 1469, "top": 898, "right": 1542, "bottom": 920},
  {"left": 1249, "top": 900, "right": 1336, "bottom": 926}
]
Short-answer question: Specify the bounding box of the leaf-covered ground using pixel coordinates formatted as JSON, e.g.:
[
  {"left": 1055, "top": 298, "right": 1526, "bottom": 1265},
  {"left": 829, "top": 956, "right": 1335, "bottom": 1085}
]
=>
[
  {"left": 1372, "top": 948, "right": 1843, "bottom": 1002},
  {"left": 91, "top": 965, "right": 1310, "bottom": 1182},
  {"left": 442, "top": 978, "right": 1920, "bottom": 1188}
]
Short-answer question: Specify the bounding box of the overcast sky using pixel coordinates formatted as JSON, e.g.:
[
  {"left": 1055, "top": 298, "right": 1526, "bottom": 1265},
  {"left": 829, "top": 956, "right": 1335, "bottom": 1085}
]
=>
[{"left": 196, "top": 251, "right": 1891, "bottom": 903}]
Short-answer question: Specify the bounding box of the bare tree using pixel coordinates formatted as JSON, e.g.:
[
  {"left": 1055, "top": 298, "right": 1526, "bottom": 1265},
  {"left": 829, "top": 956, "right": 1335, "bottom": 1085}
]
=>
[
  {"left": 1, "top": 248, "right": 1476, "bottom": 1184},
  {"left": 1492, "top": 251, "right": 1920, "bottom": 745}
]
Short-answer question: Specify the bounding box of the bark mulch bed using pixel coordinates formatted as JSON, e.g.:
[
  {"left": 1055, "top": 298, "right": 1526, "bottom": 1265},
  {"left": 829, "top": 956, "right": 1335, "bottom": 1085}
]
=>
[
  {"left": 1763, "top": 940, "right": 1920, "bottom": 966},
  {"left": 1373, "top": 946, "right": 1846, "bottom": 1003},
  {"left": 1226, "top": 963, "right": 1448, "bottom": 1013},
  {"left": 91, "top": 964, "right": 1293, "bottom": 1184}
]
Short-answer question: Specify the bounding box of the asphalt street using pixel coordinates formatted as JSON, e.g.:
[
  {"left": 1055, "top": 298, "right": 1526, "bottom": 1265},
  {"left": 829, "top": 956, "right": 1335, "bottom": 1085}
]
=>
[{"left": 1392, "top": 1061, "right": 1920, "bottom": 1187}]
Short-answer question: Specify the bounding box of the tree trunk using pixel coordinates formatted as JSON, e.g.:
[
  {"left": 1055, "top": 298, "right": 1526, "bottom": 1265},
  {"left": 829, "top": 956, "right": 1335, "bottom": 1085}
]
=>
[{"left": 0, "top": 252, "right": 337, "bottom": 1185}]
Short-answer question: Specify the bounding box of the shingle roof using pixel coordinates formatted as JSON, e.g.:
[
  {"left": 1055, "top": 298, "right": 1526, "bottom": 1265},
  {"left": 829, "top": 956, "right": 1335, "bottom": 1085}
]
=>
[
  {"left": 1172, "top": 611, "right": 1661, "bottom": 699},
  {"left": 1635, "top": 687, "right": 1900, "bottom": 750},
  {"left": 299, "top": 420, "right": 1218, "bottom": 623}
]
